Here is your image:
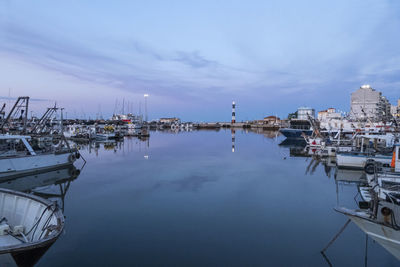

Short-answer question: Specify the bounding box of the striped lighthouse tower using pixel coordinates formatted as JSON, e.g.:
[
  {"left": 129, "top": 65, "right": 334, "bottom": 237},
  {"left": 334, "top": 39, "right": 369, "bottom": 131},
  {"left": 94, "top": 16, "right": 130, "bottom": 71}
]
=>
[{"left": 231, "top": 101, "right": 236, "bottom": 124}]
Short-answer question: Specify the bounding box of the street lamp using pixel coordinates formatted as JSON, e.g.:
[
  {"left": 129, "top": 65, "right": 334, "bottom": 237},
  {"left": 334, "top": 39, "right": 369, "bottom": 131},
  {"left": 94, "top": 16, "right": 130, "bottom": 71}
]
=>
[{"left": 144, "top": 94, "right": 149, "bottom": 122}]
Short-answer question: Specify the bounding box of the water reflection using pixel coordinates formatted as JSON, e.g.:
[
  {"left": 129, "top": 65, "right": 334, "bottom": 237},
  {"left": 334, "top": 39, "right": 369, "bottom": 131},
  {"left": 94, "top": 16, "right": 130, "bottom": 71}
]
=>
[
  {"left": 280, "top": 135, "right": 400, "bottom": 264},
  {"left": 4, "top": 129, "right": 396, "bottom": 266}
]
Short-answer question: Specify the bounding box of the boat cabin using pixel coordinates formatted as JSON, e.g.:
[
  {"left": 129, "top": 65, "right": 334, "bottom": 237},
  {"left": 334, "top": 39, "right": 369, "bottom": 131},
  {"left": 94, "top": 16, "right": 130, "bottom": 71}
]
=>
[
  {"left": 0, "top": 135, "right": 36, "bottom": 157},
  {"left": 393, "top": 144, "right": 400, "bottom": 173}
]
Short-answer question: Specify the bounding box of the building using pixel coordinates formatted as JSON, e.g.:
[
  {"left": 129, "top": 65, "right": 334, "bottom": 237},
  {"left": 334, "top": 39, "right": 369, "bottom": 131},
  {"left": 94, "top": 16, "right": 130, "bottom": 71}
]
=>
[
  {"left": 391, "top": 105, "right": 398, "bottom": 117},
  {"left": 317, "top": 108, "right": 342, "bottom": 121},
  {"left": 350, "top": 84, "right": 392, "bottom": 122},
  {"left": 297, "top": 107, "right": 315, "bottom": 120},
  {"left": 392, "top": 100, "right": 400, "bottom": 118},
  {"left": 263, "top": 116, "right": 280, "bottom": 124},
  {"left": 159, "top": 117, "right": 180, "bottom": 124}
]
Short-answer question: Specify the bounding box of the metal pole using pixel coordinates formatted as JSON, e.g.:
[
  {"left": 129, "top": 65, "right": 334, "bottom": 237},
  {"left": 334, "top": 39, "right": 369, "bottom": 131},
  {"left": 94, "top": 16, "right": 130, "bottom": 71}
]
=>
[
  {"left": 144, "top": 94, "right": 149, "bottom": 122},
  {"left": 60, "top": 108, "right": 64, "bottom": 135}
]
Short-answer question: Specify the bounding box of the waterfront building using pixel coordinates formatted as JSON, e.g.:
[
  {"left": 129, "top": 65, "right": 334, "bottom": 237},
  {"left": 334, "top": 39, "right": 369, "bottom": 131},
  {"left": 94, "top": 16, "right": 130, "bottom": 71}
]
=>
[
  {"left": 392, "top": 101, "right": 400, "bottom": 118},
  {"left": 391, "top": 105, "right": 398, "bottom": 117},
  {"left": 297, "top": 107, "right": 315, "bottom": 120},
  {"left": 263, "top": 116, "right": 281, "bottom": 128},
  {"left": 317, "top": 108, "right": 342, "bottom": 121},
  {"left": 350, "top": 84, "right": 392, "bottom": 121},
  {"left": 159, "top": 117, "right": 180, "bottom": 124}
]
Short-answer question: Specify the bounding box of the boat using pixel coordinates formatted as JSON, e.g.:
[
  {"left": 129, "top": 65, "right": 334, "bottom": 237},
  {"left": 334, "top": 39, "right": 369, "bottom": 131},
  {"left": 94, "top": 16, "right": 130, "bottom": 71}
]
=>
[
  {"left": 363, "top": 144, "right": 400, "bottom": 200},
  {"left": 336, "top": 151, "right": 392, "bottom": 169},
  {"left": 95, "top": 133, "right": 116, "bottom": 140},
  {"left": 0, "top": 188, "right": 64, "bottom": 266},
  {"left": 335, "top": 144, "right": 400, "bottom": 260},
  {"left": 0, "top": 134, "right": 79, "bottom": 179},
  {"left": 336, "top": 200, "right": 400, "bottom": 260},
  {"left": 279, "top": 119, "right": 313, "bottom": 139}
]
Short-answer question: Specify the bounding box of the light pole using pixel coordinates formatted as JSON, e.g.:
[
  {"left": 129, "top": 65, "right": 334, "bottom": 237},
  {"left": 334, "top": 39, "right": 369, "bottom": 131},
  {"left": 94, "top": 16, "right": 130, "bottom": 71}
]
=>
[{"left": 144, "top": 94, "right": 149, "bottom": 122}]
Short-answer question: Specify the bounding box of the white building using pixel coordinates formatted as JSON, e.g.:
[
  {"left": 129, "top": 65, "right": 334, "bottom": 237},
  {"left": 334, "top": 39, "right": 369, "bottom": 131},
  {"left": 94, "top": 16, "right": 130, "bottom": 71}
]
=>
[
  {"left": 350, "top": 84, "right": 392, "bottom": 122},
  {"left": 297, "top": 107, "right": 315, "bottom": 120},
  {"left": 318, "top": 108, "right": 342, "bottom": 121},
  {"left": 392, "top": 101, "right": 400, "bottom": 118}
]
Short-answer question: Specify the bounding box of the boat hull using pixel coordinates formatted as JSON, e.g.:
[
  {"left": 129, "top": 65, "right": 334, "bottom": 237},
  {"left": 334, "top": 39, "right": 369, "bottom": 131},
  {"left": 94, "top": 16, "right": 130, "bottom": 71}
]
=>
[
  {"left": 336, "top": 153, "right": 391, "bottom": 169},
  {"left": 351, "top": 214, "right": 400, "bottom": 260},
  {"left": 0, "top": 189, "right": 64, "bottom": 266},
  {"left": 0, "top": 152, "right": 75, "bottom": 180},
  {"left": 279, "top": 128, "right": 312, "bottom": 139}
]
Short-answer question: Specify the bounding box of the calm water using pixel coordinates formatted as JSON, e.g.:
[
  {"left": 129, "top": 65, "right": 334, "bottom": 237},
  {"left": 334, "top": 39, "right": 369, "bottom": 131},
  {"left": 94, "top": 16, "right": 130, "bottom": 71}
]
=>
[{"left": 10, "top": 130, "right": 399, "bottom": 266}]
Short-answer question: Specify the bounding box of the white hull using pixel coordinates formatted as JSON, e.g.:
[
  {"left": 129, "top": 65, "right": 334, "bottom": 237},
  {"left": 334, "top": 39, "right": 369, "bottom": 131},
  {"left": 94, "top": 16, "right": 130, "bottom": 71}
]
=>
[
  {"left": 0, "top": 189, "right": 64, "bottom": 266},
  {"left": 336, "top": 153, "right": 391, "bottom": 169},
  {"left": 96, "top": 133, "right": 115, "bottom": 140},
  {"left": 350, "top": 214, "right": 400, "bottom": 260},
  {"left": 0, "top": 152, "right": 75, "bottom": 179}
]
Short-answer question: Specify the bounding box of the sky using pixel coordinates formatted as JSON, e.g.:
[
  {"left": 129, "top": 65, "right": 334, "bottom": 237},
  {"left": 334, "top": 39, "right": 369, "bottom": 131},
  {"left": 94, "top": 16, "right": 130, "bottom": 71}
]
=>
[{"left": 1, "top": 0, "right": 400, "bottom": 121}]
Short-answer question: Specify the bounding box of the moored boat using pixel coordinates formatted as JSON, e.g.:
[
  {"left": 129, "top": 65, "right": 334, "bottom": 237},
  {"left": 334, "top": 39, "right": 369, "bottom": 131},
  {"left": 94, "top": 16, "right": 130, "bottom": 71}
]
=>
[
  {"left": 0, "top": 135, "right": 79, "bottom": 179},
  {"left": 336, "top": 202, "right": 400, "bottom": 260},
  {"left": 0, "top": 188, "right": 64, "bottom": 266}
]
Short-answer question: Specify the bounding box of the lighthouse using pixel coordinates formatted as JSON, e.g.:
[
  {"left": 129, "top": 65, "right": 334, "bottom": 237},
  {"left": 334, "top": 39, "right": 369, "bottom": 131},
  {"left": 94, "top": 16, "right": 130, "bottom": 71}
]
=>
[{"left": 231, "top": 101, "right": 236, "bottom": 124}]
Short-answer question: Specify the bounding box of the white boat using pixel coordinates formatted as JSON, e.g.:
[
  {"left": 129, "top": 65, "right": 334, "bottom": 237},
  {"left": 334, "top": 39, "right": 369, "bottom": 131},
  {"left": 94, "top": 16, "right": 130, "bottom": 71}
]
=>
[
  {"left": 95, "top": 133, "right": 116, "bottom": 140},
  {"left": 335, "top": 144, "right": 400, "bottom": 260},
  {"left": 336, "top": 151, "right": 392, "bottom": 169},
  {"left": 336, "top": 204, "right": 400, "bottom": 260},
  {"left": 364, "top": 145, "right": 400, "bottom": 200},
  {"left": 0, "top": 135, "right": 79, "bottom": 179},
  {"left": 0, "top": 188, "right": 64, "bottom": 266}
]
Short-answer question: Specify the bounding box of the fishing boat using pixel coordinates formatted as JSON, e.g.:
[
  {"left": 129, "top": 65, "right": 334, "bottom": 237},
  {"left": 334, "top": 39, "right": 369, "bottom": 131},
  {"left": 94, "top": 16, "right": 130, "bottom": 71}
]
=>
[
  {"left": 279, "top": 119, "right": 313, "bottom": 139},
  {"left": 0, "top": 134, "right": 79, "bottom": 179},
  {"left": 95, "top": 125, "right": 116, "bottom": 140},
  {"left": 364, "top": 144, "right": 400, "bottom": 200},
  {"left": 336, "top": 151, "right": 392, "bottom": 169},
  {"left": 0, "top": 188, "right": 64, "bottom": 266},
  {"left": 336, "top": 199, "right": 400, "bottom": 260}
]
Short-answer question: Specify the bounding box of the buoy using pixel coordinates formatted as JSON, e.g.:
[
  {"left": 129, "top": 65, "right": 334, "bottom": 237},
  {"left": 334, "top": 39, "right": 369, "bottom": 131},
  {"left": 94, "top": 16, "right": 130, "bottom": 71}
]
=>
[
  {"left": 391, "top": 150, "right": 396, "bottom": 168},
  {"left": 68, "top": 153, "right": 76, "bottom": 163},
  {"left": 364, "top": 162, "right": 375, "bottom": 174}
]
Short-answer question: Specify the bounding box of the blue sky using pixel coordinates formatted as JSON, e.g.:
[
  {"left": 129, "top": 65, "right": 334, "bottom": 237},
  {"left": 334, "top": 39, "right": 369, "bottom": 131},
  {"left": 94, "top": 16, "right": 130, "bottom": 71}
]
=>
[{"left": 1, "top": 0, "right": 400, "bottom": 121}]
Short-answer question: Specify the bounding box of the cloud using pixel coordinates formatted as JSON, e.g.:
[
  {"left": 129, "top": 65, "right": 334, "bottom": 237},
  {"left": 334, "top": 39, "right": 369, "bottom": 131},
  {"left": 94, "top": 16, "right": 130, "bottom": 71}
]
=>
[
  {"left": 1, "top": 22, "right": 251, "bottom": 99},
  {"left": 173, "top": 51, "right": 217, "bottom": 68},
  {"left": 1, "top": 0, "right": 400, "bottom": 121},
  {"left": 0, "top": 96, "right": 50, "bottom": 102}
]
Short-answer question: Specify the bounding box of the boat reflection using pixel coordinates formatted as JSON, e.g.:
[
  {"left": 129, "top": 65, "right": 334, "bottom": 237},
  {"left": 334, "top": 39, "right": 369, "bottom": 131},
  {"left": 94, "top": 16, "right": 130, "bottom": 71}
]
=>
[
  {"left": 280, "top": 136, "right": 400, "bottom": 263},
  {"left": 334, "top": 168, "right": 367, "bottom": 184}
]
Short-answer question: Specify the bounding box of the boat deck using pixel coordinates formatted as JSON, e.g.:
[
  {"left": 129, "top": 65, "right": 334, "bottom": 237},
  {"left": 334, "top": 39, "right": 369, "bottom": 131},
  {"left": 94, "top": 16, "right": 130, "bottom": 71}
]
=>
[{"left": 0, "top": 235, "right": 23, "bottom": 247}]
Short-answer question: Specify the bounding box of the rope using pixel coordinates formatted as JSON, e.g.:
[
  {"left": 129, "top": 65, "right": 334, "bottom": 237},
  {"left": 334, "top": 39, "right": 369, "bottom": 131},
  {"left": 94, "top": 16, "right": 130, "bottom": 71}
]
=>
[
  {"left": 321, "top": 219, "right": 351, "bottom": 253},
  {"left": 25, "top": 204, "right": 54, "bottom": 241}
]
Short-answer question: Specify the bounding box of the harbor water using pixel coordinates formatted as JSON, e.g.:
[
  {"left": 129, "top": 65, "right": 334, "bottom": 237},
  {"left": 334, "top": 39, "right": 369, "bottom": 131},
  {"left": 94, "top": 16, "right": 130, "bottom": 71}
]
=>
[{"left": 19, "top": 130, "right": 399, "bottom": 266}]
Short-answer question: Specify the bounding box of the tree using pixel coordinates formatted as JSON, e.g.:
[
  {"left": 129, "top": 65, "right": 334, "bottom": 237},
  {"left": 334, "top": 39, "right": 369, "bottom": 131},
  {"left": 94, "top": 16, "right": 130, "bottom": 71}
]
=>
[{"left": 287, "top": 111, "right": 297, "bottom": 120}]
